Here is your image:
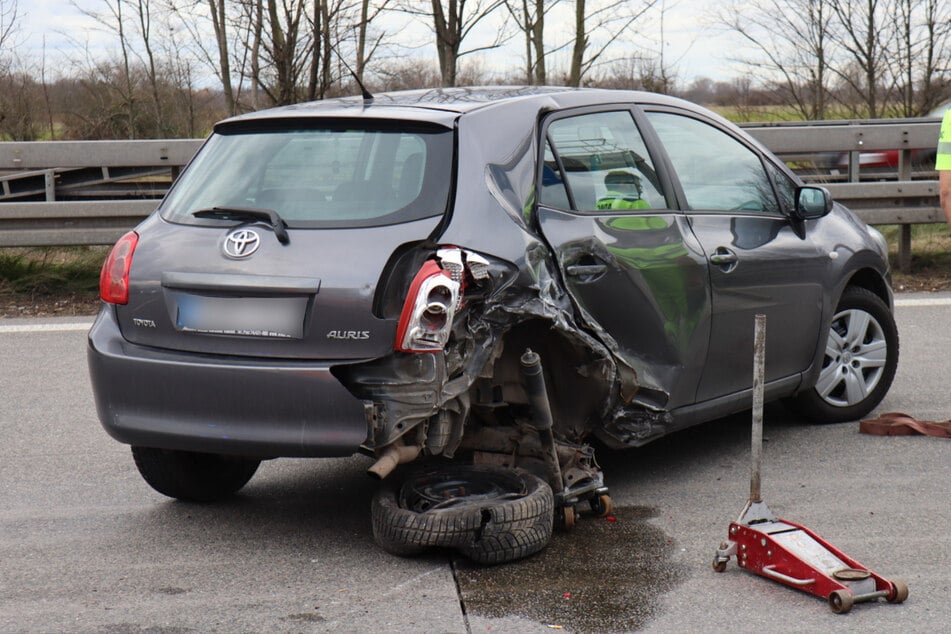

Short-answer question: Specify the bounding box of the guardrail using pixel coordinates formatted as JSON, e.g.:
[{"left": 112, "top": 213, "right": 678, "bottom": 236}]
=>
[
  {"left": 0, "top": 120, "right": 944, "bottom": 271},
  {"left": 745, "top": 118, "right": 943, "bottom": 270}
]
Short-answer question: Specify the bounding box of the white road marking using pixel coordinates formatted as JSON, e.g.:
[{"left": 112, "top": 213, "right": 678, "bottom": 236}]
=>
[
  {"left": 0, "top": 322, "right": 94, "bottom": 334},
  {"left": 894, "top": 297, "right": 951, "bottom": 307}
]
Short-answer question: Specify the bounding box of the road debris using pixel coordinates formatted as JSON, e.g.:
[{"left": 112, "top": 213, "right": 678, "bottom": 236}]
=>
[{"left": 860, "top": 412, "right": 951, "bottom": 438}]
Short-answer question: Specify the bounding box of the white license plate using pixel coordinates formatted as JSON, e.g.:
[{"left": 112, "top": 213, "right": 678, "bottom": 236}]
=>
[{"left": 176, "top": 295, "right": 306, "bottom": 338}]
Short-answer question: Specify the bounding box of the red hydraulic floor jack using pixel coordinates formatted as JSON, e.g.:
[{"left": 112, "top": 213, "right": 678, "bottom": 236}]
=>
[{"left": 712, "top": 315, "right": 909, "bottom": 614}]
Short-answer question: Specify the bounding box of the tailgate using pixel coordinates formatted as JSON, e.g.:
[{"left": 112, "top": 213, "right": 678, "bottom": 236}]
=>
[{"left": 116, "top": 215, "right": 442, "bottom": 359}]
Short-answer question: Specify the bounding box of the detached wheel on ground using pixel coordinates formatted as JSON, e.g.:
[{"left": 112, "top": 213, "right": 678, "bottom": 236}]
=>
[
  {"left": 371, "top": 464, "right": 554, "bottom": 565},
  {"left": 131, "top": 446, "right": 261, "bottom": 502},
  {"left": 789, "top": 286, "right": 899, "bottom": 423}
]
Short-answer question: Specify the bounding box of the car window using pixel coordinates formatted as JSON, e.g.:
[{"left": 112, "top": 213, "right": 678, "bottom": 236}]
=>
[
  {"left": 160, "top": 124, "right": 453, "bottom": 228},
  {"left": 646, "top": 112, "right": 780, "bottom": 214},
  {"left": 543, "top": 110, "right": 668, "bottom": 212}
]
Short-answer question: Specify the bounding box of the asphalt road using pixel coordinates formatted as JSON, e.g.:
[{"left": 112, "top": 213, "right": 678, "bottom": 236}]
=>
[{"left": 1, "top": 293, "right": 949, "bottom": 633}]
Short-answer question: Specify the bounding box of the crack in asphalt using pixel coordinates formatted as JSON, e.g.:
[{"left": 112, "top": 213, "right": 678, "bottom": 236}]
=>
[{"left": 449, "top": 554, "right": 472, "bottom": 634}]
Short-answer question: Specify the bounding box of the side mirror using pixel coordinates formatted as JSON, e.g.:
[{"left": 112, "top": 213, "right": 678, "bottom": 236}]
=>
[{"left": 794, "top": 186, "right": 833, "bottom": 220}]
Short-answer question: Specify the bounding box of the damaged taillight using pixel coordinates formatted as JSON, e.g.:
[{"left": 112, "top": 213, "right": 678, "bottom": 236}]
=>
[
  {"left": 395, "top": 260, "right": 461, "bottom": 352},
  {"left": 99, "top": 231, "right": 139, "bottom": 304}
]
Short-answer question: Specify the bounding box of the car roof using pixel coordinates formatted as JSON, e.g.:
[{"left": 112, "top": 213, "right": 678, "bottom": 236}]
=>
[{"left": 215, "top": 86, "right": 704, "bottom": 129}]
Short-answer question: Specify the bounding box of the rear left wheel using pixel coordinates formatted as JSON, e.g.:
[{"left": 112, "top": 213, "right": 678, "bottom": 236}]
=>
[
  {"left": 371, "top": 464, "right": 554, "bottom": 564},
  {"left": 131, "top": 446, "right": 260, "bottom": 502}
]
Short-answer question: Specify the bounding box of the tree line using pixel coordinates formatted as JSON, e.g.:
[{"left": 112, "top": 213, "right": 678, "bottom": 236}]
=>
[{"left": 1, "top": 0, "right": 950, "bottom": 141}]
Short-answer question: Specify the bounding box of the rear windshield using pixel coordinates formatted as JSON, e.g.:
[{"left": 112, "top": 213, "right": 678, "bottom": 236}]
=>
[{"left": 160, "top": 121, "right": 454, "bottom": 228}]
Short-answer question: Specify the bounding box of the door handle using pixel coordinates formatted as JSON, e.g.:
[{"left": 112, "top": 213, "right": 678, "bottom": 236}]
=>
[
  {"left": 566, "top": 264, "right": 608, "bottom": 277},
  {"left": 709, "top": 248, "right": 738, "bottom": 266}
]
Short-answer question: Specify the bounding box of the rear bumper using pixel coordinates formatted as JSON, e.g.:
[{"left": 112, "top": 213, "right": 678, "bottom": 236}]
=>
[{"left": 87, "top": 307, "right": 370, "bottom": 457}]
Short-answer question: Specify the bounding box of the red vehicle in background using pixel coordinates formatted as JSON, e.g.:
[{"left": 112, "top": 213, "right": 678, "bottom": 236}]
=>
[{"left": 834, "top": 102, "right": 948, "bottom": 175}]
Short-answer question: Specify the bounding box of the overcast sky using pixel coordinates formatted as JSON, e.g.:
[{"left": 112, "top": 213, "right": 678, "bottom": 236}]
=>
[{"left": 15, "top": 0, "right": 742, "bottom": 85}]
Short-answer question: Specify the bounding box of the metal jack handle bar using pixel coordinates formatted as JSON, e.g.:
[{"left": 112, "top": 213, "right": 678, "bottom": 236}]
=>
[
  {"left": 751, "top": 314, "right": 766, "bottom": 504},
  {"left": 735, "top": 314, "right": 776, "bottom": 525}
]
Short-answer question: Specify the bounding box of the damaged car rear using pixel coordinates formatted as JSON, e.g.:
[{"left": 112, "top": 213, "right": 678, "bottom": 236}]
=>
[{"left": 88, "top": 87, "right": 898, "bottom": 564}]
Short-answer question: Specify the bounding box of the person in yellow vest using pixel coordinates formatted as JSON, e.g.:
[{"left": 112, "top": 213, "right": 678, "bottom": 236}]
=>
[
  {"left": 596, "top": 170, "right": 650, "bottom": 210},
  {"left": 937, "top": 107, "right": 951, "bottom": 226}
]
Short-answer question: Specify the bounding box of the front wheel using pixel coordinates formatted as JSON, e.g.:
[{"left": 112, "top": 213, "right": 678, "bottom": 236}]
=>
[
  {"left": 131, "top": 446, "right": 260, "bottom": 502},
  {"left": 790, "top": 286, "right": 898, "bottom": 423}
]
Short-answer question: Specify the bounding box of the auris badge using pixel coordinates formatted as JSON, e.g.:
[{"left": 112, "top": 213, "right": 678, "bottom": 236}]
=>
[{"left": 223, "top": 229, "right": 261, "bottom": 258}]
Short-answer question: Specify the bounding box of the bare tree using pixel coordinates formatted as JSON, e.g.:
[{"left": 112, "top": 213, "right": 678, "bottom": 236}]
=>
[
  {"left": 354, "top": 0, "right": 391, "bottom": 83},
  {"left": 208, "top": 0, "right": 237, "bottom": 114},
  {"left": 0, "top": 72, "right": 46, "bottom": 140},
  {"left": 567, "top": 0, "right": 657, "bottom": 87},
  {"left": 504, "top": 0, "right": 553, "bottom": 84},
  {"left": 890, "top": 0, "right": 951, "bottom": 116},
  {"left": 70, "top": 0, "right": 143, "bottom": 137},
  {"left": 916, "top": 0, "right": 951, "bottom": 112},
  {"left": 164, "top": 0, "right": 238, "bottom": 114},
  {"left": 262, "top": 0, "right": 308, "bottom": 104},
  {"left": 128, "top": 0, "right": 165, "bottom": 135},
  {"left": 397, "top": 1, "right": 509, "bottom": 87},
  {"left": 717, "top": 0, "right": 834, "bottom": 120},
  {"left": 248, "top": 0, "right": 264, "bottom": 108},
  {"left": 0, "top": 2, "right": 48, "bottom": 143},
  {"left": 315, "top": 0, "right": 343, "bottom": 100},
  {"left": 0, "top": 0, "right": 22, "bottom": 138},
  {"left": 171, "top": 0, "right": 316, "bottom": 110},
  {"left": 0, "top": 0, "right": 18, "bottom": 69},
  {"left": 160, "top": 19, "right": 216, "bottom": 137},
  {"left": 375, "top": 57, "right": 441, "bottom": 90},
  {"left": 827, "top": 0, "right": 894, "bottom": 119}
]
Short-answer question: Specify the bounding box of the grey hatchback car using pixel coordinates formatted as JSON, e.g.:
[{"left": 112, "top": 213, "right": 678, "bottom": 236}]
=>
[{"left": 88, "top": 87, "right": 897, "bottom": 561}]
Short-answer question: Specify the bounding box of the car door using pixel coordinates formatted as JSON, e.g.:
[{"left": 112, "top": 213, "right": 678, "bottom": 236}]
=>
[
  {"left": 644, "top": 109, "right": 828, "bottom": 402},
  {"left": 535, "top": 107, "right": 711, "bottom": 409}
]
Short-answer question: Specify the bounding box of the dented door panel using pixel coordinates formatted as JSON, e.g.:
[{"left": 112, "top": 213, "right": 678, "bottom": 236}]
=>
[{"left": 538, "top": 207, "right": 712, "bottom": 409}]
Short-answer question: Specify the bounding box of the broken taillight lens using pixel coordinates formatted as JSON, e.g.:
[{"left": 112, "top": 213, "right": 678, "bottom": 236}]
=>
[
  {"left": 99, "top": 231, "right": 139, "bottom": 304},
  {"left": 395, "top": 260, "right": 461, "bottom": 353}
]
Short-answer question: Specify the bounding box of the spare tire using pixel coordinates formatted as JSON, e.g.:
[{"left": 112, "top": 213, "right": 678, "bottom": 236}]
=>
[{"left": 371, "top": 464, "right": 554, "bottom": 564}]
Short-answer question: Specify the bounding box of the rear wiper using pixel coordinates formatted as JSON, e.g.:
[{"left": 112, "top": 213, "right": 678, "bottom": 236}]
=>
[{"left": 193, "top": 206, "right": 290, "bottom": 245}]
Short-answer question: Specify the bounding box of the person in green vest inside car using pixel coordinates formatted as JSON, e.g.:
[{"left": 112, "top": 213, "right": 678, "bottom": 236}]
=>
[
  {"left": 596, "top": 170, "right": 650, "bottom": 210},
  {"left": 593, "top": 169, "right": 698, "bottom": 343}
]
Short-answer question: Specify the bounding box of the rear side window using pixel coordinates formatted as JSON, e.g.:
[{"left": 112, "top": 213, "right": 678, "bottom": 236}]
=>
[
  {"left": 542, "top": 110, "right": 668, "bottom": 212},
  {"left": 160, "top": 122, "right": 453, "bottom": 228}
]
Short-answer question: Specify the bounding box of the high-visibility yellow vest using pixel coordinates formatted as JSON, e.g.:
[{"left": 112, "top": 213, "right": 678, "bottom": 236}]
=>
[
  {"left": 595, "top": 192, "right": 650, "bottom": 210},
  {"left": 937, "top": 108, "right": 951, "bottom": 170}
]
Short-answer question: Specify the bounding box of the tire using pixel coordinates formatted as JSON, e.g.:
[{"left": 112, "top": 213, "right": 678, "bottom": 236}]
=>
[
  {"left": 371, "top": 464, "right": 554, "bottom": 565},
  {"left": 131, "top": 446, "right": 260, "bottom": 502},
  {"left": 790, "top": 286, "right": 899, "bottom": 423}
]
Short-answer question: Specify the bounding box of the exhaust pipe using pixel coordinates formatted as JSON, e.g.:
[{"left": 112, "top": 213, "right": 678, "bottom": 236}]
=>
[{"left": 367, "top": 442, "right": 421, "bottom": 480}]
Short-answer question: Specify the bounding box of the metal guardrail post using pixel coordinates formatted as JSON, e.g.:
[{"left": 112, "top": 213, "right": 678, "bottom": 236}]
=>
[
  {"left": 44, "top": 170, "right": 55, "bottom": 202},
  {"left": 897, "top": 148, "right": 914, "bottom": 272}
]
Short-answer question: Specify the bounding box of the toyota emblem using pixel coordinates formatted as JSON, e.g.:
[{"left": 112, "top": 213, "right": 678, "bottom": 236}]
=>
[{"left": 223, "top": 229, "right": 261, "bottom": 258}]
